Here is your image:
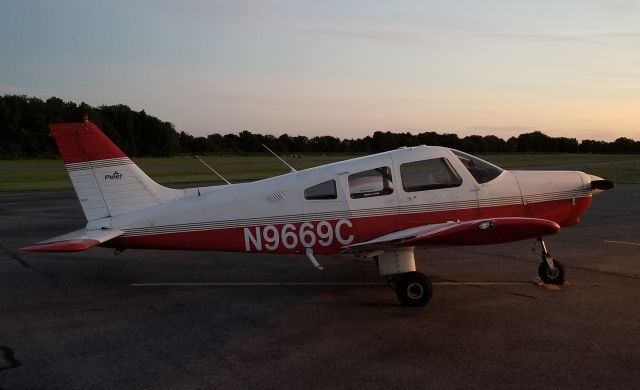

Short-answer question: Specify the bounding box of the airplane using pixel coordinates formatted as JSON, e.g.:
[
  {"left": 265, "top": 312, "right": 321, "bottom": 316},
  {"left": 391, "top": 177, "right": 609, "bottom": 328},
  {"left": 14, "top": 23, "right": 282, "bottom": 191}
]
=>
[{"left": 21, "top": 115, "right": 614, "bottom": 307}]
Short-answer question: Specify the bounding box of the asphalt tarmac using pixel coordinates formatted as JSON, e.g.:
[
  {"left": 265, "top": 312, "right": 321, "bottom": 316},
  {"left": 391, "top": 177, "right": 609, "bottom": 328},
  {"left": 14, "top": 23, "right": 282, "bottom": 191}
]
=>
[{"left": 1, "top": 185, "right": 638, "bottom": 390}]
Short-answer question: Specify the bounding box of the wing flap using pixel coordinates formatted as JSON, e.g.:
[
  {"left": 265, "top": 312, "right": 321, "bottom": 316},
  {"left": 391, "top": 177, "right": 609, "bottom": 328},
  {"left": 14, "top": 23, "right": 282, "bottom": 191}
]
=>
[
  {"left": 344, "top": 217, "right": 560, "bottom": 252},
  {"left": 20, "top": 229, "right": 124, "bottom": 253}
]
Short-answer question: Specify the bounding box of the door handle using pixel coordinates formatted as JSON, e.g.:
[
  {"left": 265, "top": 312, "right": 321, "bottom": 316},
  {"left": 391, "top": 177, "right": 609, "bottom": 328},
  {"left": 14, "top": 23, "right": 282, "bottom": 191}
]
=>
[{"left": 399, "top": 197, "right": 412, "bottom": 203}]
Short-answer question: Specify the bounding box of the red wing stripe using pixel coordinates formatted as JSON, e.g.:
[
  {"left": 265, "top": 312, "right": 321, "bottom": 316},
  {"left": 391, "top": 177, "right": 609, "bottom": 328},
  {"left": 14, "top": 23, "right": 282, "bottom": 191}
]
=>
[
  {"left": 20, "top": 239, "right": 101, "bottom": 252},
  {"left": 404, "top": 218, "right": 560, "bottom": 246},
  {"left": 21, "top": 229, "right": 124, "bottom": 253}
]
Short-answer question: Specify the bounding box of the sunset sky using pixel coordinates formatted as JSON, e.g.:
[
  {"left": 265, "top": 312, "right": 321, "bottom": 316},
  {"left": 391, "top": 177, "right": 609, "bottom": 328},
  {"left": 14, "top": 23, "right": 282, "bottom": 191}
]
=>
[{"left": 1, "top": 0, "right": 639, "bottom": 141}]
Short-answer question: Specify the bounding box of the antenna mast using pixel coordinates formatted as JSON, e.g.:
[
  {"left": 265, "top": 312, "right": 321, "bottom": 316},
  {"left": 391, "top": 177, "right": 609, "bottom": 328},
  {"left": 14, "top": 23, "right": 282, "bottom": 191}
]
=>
[
  {"left": 262, "top": 144, "right": 296, "bottom": 172},
  {"left": 194, "top": 156, "right": 231, "bottom": 184}
]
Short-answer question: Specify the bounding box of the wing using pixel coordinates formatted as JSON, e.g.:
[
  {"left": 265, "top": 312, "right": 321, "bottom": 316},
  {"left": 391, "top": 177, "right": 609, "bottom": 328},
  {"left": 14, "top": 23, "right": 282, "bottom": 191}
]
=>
[
  {"left": 20, "top": 229, "right": 124, "bottom": 252},
  {"left": 343, "top": 217, "right": 560, "bottom": 252}
]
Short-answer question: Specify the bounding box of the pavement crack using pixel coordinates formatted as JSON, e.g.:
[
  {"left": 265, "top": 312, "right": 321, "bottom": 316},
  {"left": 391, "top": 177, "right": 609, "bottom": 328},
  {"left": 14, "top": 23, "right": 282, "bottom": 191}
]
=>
[
  {"left": 0, "top": 244, "right": 30, "bottom": 268},
  {"left": 0, "top": 347, "right": 21, "bottom": 372},
  {"left": 0, "top": 346, "right": 22, "bottom": 389},
  {"left": 0, "top": 243, "right": 68, "bottom": 293},
  {"left": 0, "top": 345, "right": 22, "bottom": 390}
]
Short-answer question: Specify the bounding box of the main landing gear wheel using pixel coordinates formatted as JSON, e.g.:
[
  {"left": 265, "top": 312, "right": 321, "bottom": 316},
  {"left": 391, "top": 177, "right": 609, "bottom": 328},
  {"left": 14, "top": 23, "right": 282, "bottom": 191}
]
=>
[
  {"left": 395, "top": 271, "right": 433, "bottom": 307},
  {"left": 538, "top": 259, "right": 565, "bottom": 284},
  {"left": 535, "top": 237, "right": 565, "bottom": 284}
]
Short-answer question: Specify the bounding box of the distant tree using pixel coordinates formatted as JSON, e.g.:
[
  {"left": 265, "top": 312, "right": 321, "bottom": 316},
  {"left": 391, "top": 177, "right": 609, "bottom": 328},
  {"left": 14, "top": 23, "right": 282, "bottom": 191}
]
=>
[
  {"left": 206, "top": 133, "right": 224, "bottom": 152},
  {"left": 222, "top": 133, "right": 240, "bottom": 152},
  {"left": 515, "top": 131, "right": 551, "bottom": 152},
  {"left": 289, "top": 135, "right": 310, "bottom": 153},
  {"left": 310, "top": 135, "right": 343, "bottom": 153},
  {"left": 238, "top": 130, "right": 261, "bottom": 152},
  {"left": 276, "top": 134, "right": 292, "bottom": 153},
  {"left": 0, "top": 95, "right": 180, "bottom": 157},
  {"left": 612, "top": 137, "right": 640, "bottom": 154},
  {"left": 372, "top": 131, "right": 399, "bottom": 152},
  {"left": 580, "top": 139, "right": 608, "bottom": 154},
  {"left": 554, "top": 137, "right": 580, "bottom": 153}
]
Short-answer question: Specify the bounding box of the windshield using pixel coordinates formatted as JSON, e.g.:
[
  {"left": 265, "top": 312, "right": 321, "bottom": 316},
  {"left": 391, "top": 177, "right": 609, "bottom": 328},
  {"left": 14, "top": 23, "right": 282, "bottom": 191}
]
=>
[{"left": 451, "top": 149, "right": 503, "bottom": 184}]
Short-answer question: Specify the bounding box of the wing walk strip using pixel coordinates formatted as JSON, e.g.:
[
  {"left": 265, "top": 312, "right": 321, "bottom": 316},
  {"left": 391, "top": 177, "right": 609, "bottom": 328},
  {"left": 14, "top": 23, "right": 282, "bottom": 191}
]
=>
[{"left": 121, "top": 189, "right": 591, "bottom": 237}]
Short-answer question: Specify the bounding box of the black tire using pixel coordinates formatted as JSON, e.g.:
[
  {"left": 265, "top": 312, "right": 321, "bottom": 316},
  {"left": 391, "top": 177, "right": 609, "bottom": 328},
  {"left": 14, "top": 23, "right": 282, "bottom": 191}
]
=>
[
  {"left": 538, "top": 259, "right": 565, "bottom": 284},
  {"left": 395, "top": 271, "right": 433, "bottom": 307}
]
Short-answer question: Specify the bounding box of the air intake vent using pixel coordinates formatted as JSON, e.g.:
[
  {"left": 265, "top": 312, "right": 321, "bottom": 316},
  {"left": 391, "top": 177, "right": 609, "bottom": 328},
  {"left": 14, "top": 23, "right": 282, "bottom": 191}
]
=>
[{"left": 265, "top": 193, "right": 286, "bottom": 203}]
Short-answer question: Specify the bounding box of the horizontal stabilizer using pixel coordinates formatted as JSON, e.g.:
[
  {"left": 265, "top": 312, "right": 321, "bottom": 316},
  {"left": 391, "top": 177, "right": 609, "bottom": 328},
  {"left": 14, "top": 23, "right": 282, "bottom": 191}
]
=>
[
  {"left": 20, "top": 229, "right": 124, "bottom": 253},
  {"left": 344, "top": 217, "right": 560, "bottom": 252}
]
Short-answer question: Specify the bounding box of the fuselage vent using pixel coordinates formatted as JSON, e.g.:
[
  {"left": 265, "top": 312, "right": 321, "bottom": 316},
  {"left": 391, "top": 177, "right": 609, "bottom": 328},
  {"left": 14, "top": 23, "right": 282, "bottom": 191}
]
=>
[{"left": 265, "top": 192, "right": 286, "bottom": 203}]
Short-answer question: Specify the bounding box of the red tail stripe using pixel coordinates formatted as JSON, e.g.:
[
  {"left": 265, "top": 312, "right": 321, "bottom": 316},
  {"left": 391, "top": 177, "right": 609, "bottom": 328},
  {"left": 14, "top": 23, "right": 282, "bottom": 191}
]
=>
[{"left": 49, "top": 121, "right": 127, "bottom": 164}]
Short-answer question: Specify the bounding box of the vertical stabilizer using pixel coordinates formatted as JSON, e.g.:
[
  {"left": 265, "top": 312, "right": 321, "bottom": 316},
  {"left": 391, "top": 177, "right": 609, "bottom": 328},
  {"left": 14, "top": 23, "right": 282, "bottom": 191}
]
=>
[{"left": 50, "top": 115, "right": 183, "bottom": 221}]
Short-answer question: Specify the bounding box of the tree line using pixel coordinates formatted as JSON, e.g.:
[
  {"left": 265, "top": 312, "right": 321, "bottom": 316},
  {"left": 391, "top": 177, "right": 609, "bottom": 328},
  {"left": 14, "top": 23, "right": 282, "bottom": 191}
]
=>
[
  {"left": 0, "top": 95, "right": 178, "bottom": 158},
  {"left": 2, "top": 95, "right": 639, "bottom": 158}
]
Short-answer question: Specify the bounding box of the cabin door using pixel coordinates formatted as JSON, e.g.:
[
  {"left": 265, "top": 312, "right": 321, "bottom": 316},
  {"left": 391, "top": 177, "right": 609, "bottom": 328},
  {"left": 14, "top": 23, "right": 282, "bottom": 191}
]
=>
[{"left": 390, "top": 151, "right": 481, "bottom": 225}]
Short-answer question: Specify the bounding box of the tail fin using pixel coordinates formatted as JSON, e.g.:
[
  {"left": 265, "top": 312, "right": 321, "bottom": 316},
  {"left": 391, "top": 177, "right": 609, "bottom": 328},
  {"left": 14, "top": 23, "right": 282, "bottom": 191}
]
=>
[{"left": 50, "top": 115, "right": 183, "bottom": 221}]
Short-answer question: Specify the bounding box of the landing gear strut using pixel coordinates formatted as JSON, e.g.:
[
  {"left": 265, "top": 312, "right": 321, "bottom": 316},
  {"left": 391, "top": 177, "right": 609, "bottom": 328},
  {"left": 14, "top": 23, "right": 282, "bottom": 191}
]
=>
[{"left": 535, "top": 237, "right": 565, "bottom": 284}]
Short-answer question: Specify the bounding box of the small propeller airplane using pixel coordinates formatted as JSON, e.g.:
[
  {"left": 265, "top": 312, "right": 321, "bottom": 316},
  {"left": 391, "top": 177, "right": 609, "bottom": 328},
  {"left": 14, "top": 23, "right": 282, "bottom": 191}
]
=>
[{"left": 22, "top": 115, "right": 614, "bottom": 306}]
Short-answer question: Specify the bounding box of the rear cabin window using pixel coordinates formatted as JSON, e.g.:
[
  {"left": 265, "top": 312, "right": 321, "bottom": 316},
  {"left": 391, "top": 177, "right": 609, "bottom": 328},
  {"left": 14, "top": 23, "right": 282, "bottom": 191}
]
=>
[
  {"left": 349, "top": 167, "right": 394, "bottom": 199},
  {"left": 304, "top": 180, "right": 337, "bottom": 200},
  {"left": 452, "top": 150, "right": 503, "bottom": 184},
  {"left": 400, "top": 158, "right": 463, "bottom": 192}
]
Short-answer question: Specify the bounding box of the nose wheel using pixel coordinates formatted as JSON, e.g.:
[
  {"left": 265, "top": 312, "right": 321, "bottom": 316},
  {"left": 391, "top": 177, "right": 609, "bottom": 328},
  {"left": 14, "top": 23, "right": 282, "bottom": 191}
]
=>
[{"left": 535, "top": 237, "right": 565, "bottom": 284}]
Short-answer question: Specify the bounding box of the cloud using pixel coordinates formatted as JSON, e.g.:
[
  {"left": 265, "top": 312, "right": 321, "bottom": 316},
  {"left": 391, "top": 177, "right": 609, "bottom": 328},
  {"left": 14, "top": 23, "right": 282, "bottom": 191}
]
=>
[
  {"left": 306, "top": 24, "right": 432, "bottom": 45},
  {"left": 166, "top": 0, "right": 453, "bottom": 46},
  {"left": 490, "top": 30, "right": 640, "bottom": 45}
]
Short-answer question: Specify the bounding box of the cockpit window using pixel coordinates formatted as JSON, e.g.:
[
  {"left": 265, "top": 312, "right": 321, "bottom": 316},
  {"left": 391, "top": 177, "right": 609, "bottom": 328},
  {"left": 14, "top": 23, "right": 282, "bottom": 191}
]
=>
[
  {"left": 304, "top": 180, "right": 337, "bottom": 200},
  {"left": 400, "top": 158, "right": 462, "bottom": 192},
  {"left": 452, "top": 149, "right": 503, "bottom": 184}
]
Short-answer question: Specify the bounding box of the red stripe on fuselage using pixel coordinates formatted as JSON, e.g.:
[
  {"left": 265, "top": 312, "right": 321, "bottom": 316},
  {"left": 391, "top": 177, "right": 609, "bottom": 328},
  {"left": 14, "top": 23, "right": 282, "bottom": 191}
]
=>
[{"left": 103, "top": 197, "right": 592, "bottom": 254}]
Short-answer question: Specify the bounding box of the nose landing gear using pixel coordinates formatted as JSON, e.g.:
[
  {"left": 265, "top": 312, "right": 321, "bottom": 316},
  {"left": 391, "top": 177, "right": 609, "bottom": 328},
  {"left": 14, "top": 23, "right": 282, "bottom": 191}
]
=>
[{"left": 535, "top": 237, "right": 565, "bottom": 284}]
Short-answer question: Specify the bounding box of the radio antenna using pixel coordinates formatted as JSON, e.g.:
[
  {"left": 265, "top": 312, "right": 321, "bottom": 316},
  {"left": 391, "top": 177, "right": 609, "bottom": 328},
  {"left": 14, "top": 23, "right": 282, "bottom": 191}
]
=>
[
  {"left": 194, "top": 155, "right": 231, "bottom": 184},
  {"left": 262, "top": 144, "right": 296, "bottom": 172}
]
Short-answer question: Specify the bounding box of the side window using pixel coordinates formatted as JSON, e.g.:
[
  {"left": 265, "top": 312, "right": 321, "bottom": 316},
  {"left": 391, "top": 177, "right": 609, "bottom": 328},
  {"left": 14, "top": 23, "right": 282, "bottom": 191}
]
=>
[
  {"left": 304, "top": 180, "right": 337, "bottom": 200},
  {"left": 400, "top": 158, "right": 462, "bottom": 192},
  {"left": 349, "top": 167, "right": 394, "bottom": 199}
]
